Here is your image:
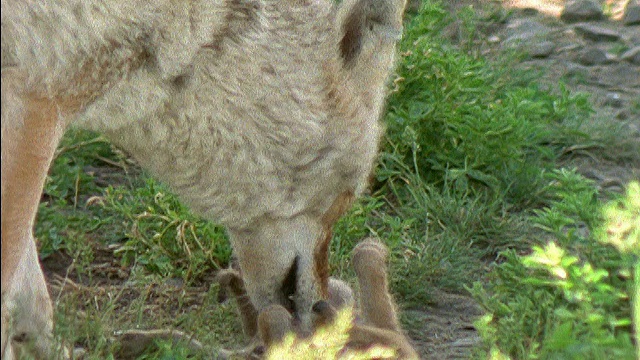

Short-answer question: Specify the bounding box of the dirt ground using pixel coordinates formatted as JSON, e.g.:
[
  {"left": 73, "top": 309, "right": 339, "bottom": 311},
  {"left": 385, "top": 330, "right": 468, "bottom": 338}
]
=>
[{"left": 40, "top": 1, "right": 638, "bottom": 359}]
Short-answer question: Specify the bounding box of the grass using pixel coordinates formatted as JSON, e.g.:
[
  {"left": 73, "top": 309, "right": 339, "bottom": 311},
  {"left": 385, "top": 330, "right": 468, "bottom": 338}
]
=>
[{"left": 31, "top": 1, "right": 638, "bottom": 358}]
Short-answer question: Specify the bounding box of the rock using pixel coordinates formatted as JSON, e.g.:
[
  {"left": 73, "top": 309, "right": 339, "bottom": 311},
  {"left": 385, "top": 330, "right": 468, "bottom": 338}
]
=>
[
  {"left": 620, "top": 46, "right": 640, "bottom": 65},
  {"left": 528, "top": 41, "right": 556, "bottom": 58},
  {"left": 576, "top": 47, "right": 608, "bottom": 65},
  {"left": 623, "top": 0, "right": 640, "bottom": 25},
  {"left": 565, "top": 61, "right": 589, "bottom": 79},
  {"left": 521, "top": 8, "right": 540, "bottom": 17},
  {"left": 574, "top": 23, "right": 621, "bottom": 42},
  {"left": 598, "top": 63, "right": 639, "bottom": 87},
  {"left": 603, "top": 92, "right": 623, "bottom": 108},
  {"left": 561, "top": 0, "right": 604, "bottom": 23},
  {"left": 488, "top": 35, "right": 501, "bottom": 44},
  {"left": 505, "top": 19, "right": 552, "bottom": 42},
  {"left": 503, "top": 20, "right": 553, "bottom": 54}
]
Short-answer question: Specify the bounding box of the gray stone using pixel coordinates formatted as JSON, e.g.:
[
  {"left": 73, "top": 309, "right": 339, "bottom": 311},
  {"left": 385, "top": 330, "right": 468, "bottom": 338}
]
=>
[
  {"left": 620, "top": 46, "right": 640, "bottom": 65},
  {"left": 488, "top": 35, "right": 501, "bottom": 44},
  {"left": 603, "top": 92, "right": 624, "bottom": 108},
  {"left": 598, "top": 63, "right": 639, "bottom": 87},
  {"left": 528, "top": 41, "right": 556, "bottom": 58},
  {"left": 521, "top": 8, "right": 540, "bottom": 17},
  {"left": 574, "top": 23, "right": 621, "bottom": 42},
  {"left": 561, "top": 0, "right": 604, "bottom": 23},
  {"left": 576, "top": 47, "right": 608, "bottom": 65},
  {"left": 504, "top": 19, "right": 551, "bottom": 43},
  {"left": 565, "top": 61, "right": 589, "bottom": 78},
  {"left": 623, "top": 1, "right": 640, "bottom": 25}
]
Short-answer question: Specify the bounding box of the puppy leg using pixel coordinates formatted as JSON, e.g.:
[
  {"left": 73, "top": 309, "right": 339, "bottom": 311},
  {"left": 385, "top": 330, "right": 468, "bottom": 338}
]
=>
[
  {"left": 216, "top": 269, "right": 259, "bottom": 339},
  {"left": 350, "top": 238, "right": 418, "bottom": 359},
  {"left": 327, "top": 277, "right": 355, "bottom": 311},
  {"left": 257, "top": 305, "right": 293, "bottom": 349},
  {"left": 351, "top": 238, "right": 399, "bottom": 332}
]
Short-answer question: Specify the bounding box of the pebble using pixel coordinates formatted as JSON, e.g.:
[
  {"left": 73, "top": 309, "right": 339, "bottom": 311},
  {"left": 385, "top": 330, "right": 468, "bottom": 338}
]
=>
[
  {"left": 565, "top": 61, "right": 589, "bottom": 78},
  {"left": 529, "top": 41, "right": 556, "bottom": 58},
  {"left": 603, "top": 92, "right": 623, "bottom": 108},
  {"left": 504, "top": 19, "right": 551, "bottom": 43}
]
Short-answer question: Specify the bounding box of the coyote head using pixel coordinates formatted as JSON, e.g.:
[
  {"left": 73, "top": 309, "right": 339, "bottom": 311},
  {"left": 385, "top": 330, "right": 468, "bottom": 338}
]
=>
[{"left": 225, "top": 0, "right": 407, "bottom": 331}]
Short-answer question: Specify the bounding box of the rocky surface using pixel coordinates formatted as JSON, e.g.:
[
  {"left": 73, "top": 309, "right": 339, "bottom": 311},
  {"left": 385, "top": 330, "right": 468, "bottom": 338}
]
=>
[
  {"left": 427, "top": 2, "right": 639, "bottom": 357},
  {"left": 484, "top": 0, "right": 640, "bottom": 191}
]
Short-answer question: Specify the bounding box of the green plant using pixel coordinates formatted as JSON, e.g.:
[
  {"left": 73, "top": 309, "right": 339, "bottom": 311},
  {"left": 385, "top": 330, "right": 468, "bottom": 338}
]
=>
[
  {"left": 471, "top": 177, "right": 638, "bottom": 359},
  {"left": 102, "top": 179, "right": 231, "bottom": 283},
  {"left": 383, "top": 5, "right": 593, "bottom": 210}
]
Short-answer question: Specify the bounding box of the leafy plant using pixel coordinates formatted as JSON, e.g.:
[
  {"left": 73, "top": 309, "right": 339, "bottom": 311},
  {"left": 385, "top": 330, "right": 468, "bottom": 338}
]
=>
[
  {"left": 102, "top": 179, "right": 231, "bottom": 283},
  {"left": 383, "top": 4, "right": 593, "bottom": 209},
  {"left": 471, "top": 178, "right": 638, "bottom": 359},
  {"left": 266, "top": 308, "right": 396, "bottom": 360}
]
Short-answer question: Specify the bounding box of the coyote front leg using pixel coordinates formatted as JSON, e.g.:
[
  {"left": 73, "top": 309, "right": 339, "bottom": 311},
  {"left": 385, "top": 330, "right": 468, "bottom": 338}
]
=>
[{"left": 1, "top": 70, "right": 71, "bottom": 359}]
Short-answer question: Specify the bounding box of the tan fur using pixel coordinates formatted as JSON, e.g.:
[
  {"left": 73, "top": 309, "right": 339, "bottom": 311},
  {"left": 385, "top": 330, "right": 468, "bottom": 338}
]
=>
[
  {"left": 222, "top": 238, "right": 417, "bottom": 359},
  {"left": 313, "top": 238, "right": 417, "bottom": 358},
  {"left": 351, "top": 239, "right": 400, "bottom": 332},
  {"left": 1, "top": 0, "right": 406, "bottom": 357},
  {"left": 216, "top": 269, "right": 260, "bottom": 339},
  {"left": 315, "top": 191, "right": 356, "bottom": 299}
]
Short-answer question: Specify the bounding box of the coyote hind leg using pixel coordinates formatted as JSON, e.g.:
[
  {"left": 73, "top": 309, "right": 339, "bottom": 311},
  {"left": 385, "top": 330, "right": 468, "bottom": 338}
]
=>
[{"left": 1, "top": 70, "right": 67, "bottom": 359}]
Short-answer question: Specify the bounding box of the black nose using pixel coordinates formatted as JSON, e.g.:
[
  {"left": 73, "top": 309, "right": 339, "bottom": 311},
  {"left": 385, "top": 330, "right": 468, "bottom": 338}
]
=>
[{"left": 312, "top": 300, "right": 332, "bottom": 314}]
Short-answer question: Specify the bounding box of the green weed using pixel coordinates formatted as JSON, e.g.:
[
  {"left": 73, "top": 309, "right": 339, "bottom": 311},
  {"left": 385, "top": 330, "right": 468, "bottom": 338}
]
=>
[{"left": 470, "top": 177, "right": 638, "bottom": 359}]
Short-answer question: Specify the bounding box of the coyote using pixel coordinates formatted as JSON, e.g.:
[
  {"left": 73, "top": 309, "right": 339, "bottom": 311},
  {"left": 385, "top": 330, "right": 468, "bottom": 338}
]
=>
[
  {"left": 1, "top": 0, "right": 406, "bottom": 357},
  {"left": 217, "top": 238, "right": 418, "bottom": 359}
]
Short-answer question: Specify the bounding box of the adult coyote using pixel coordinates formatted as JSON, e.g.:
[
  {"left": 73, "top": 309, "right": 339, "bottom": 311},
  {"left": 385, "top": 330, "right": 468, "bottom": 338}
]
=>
[{"left": 1, "top": 0, "right": 406, "bottom": 357}]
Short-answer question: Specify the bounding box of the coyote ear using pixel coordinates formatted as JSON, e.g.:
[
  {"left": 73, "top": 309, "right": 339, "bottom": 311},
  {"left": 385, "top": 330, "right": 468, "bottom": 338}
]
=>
[{"left": 336, "top": 0, "right": 406, "bottom": 66}]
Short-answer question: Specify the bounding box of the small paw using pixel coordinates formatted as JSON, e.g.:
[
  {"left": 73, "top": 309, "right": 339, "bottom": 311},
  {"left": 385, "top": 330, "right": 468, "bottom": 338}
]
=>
[{"left": 352, "top": 238, "right": 388, "bottom": 275}]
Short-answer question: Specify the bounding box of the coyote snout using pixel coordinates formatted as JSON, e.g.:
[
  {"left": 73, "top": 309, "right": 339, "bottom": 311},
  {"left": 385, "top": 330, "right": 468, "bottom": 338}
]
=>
[
  {"left": 1, "top": 0, "right": 406, "bottom": 357},
  {"left": 217, "top": 238, "right": 418, "bottom": 359}
]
